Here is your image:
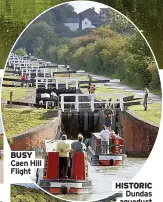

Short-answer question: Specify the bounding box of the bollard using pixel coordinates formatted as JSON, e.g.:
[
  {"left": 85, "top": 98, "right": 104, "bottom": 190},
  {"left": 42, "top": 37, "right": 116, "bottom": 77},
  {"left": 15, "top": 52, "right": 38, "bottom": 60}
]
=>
[{"left": 10, "top": 91, "right": 13, "bottom": 108}]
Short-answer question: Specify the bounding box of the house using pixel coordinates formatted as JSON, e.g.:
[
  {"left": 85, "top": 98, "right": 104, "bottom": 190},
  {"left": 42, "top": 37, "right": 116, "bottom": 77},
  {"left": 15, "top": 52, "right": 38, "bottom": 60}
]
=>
[
  {"left": 64, "top": 17, "right": 79, "bottom": 31},
  {"left": 64, "top": 16, "right": 96, "bottom": 31},
  {"left": 64, "top": 7, "right": 110, "bottom": 31},
  {"left": 99, "top": 8, "right": 111, "bottom": 24},
  {"left": 81, "top": 18, "right": 96, "bottom": 30},
  {"left": 78, "top": 7, "right": 100, "bottom": 28}
]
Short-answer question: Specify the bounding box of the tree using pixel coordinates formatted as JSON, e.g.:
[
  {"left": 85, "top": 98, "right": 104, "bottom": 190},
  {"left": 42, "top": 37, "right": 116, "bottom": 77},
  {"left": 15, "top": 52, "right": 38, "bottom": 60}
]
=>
[
  {"left": 14, "top": 48, "right": 27, "bottom": 56},
  {"left": 58, "top": 45, "right": 71, "bottom": 65}
]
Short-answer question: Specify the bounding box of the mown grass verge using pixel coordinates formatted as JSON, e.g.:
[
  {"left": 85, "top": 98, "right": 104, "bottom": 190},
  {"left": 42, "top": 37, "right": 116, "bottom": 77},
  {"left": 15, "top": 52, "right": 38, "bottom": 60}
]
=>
[
  {"left": 82, "top": 85, "right": 133, "bottom": 100},
  {"left": 128, "top": 103, "right": 162, "bottom": 126},
  {"left": 1, "top": 87, "right": 33, "bottom": 101},
  {"left": 2, "top": 108, "right": 56, "bottom": 138}
]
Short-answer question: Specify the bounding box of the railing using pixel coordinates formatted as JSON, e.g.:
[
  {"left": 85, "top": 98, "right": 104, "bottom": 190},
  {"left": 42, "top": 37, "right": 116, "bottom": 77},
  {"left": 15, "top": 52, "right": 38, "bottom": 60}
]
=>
[
  {"left": 55, "top": 78, "right": 79, "bottom": 90},
  {"left": 95, "top": 144, "right": 125, "bottom": 155},
  {"left": 90, "top": 133, "right": 125, "bottom": 155},
  {"left": 8, "top": 53, "right": 39, "bottom": 70},
  {"left": 35, "top": 77, "right": 79, "bottom": 90},
  {"left": 35, "top": 77, "right": 56, "bottom": 89},
  {"left": 22, "top": 67, "right": 39, "bottom": 77},
  {"left": 45, "top": 100, "right": 59, "bottom": 110},
  {"left": 22, "top": 68, "right": 56, "bottom": 79},
  {"left": 60, "top": 93, "right": 127, "bottom": 112}
]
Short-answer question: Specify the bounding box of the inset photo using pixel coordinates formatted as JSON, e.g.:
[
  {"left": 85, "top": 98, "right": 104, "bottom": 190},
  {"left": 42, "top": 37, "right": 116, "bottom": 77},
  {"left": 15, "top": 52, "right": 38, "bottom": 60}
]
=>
[
  {"left": 2, "top": 1, "right": 161, "bottom": 201},
  {"left": 11, "top": 183, "right": 119, "bottom": 202},
  {"left": 11, "top": 183, "right": 63, "bottom": 202}
]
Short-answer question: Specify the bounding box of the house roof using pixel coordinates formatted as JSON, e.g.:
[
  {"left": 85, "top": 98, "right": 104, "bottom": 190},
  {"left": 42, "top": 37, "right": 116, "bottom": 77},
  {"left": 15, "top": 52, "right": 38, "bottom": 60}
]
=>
[
  {"left": 79, "top": 8, "right": 98, "bottom": 15},
  {"left": 64, "top": 17, "right": 79, "bottom": 23},
  {"left": 78, "top": 8, "right": 100, "bottom": 23},
  {"left": 82, "top": 18, "right": 91, "bottom": 22}
]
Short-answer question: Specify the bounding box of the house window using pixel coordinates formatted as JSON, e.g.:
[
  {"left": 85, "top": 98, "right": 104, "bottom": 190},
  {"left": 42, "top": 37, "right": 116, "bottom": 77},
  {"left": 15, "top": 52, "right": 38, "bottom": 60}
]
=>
[{"left": 85, "top": 22, "right": 87, "bottom": 25}]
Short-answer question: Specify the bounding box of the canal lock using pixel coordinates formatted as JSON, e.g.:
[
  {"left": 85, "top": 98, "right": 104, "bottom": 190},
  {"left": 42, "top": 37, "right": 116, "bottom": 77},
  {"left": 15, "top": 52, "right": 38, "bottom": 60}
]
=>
[{"left": 36, "top": 86, "right": 124, "bottom": 140}]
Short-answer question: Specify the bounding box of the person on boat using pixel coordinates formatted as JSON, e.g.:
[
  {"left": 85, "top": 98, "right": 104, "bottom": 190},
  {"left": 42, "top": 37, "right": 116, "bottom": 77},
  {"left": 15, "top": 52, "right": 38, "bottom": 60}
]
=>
[
  {"left": 100, "top": 125, "right": 110, "bottom": 154},
  {"left": 71, "top": 134, "right": 86, "bottom": 173},
  {"left": 57, "top": 134, "right": 71, "bottom": 179},
  {"left": 143, "top": 87, "right": 149, "bottom": 111},
  {"left": 71, "top": 134, "right": 86, "bottom": 153},
  {"left": 104, "top": 106, "right": 114, "bottom": 130}
]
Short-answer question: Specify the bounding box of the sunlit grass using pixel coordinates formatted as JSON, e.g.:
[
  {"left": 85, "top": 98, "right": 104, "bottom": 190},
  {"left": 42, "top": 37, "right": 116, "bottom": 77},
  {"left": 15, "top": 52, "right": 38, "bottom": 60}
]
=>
[
  {"left": 1, "top": 87, "right": 33, "bottom": 101},
  {"left": 2, "top": 108, "right": 55, "bottom": 138},
  {"left": 83, "top": 85, "right": 133, "bottom": 101},
  {"left": 128, "top": 103, "right": 162, "bottom": 126}
]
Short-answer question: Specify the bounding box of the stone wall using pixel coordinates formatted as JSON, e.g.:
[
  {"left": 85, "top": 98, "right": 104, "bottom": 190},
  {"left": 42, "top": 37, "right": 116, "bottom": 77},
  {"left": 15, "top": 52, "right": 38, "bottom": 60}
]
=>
[
  {"left": 10, "top": 111, "right": 61, "bottom": 151},
  {"left": 123, "top": 111, "right": 159, "bottom": 157}
]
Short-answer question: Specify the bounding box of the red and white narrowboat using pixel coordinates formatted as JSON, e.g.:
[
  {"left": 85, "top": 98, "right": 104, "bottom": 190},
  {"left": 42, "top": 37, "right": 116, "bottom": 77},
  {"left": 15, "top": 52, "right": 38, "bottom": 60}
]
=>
[
  {"left": 87, "top": 132, "right": 127, "bottom": 166},
  {"left": 37, "top": 139, "right": 92, "bottom": 194}
]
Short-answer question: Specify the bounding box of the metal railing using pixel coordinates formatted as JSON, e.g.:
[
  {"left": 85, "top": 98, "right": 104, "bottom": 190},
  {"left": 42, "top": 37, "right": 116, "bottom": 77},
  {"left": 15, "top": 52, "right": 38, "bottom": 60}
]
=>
[{"left": 95, "top": 144, "right": 125, "bottom": 155}]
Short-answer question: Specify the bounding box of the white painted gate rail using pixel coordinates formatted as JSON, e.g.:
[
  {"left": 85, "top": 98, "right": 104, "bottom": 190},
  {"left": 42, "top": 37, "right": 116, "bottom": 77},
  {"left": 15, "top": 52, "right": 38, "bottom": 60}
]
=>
[
  {"left": 8, "top": 53, "right": 39, "bottom": 70},
  {"left": 55, "top": 78, "right": 79, "bottom": 89},
  {"left": 35, "top": 77, "right": 79, "bottom": 89},
  {"left": 22, "top": 68, "right": 57, "bottom": 79},
  {"left": 60, "top": 93, "right": 127, "bottom": 112},
  {"left": 35, "top": 77, "right": 56, "bottom": 89}
]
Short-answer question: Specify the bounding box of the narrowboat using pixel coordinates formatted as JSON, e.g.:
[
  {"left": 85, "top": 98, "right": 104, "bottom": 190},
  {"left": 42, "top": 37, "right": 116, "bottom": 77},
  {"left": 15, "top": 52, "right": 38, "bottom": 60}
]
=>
[
  {"left": 87, "top": 132, "right": 127, "bottom": 166},
  {"left": 37, "top": 139, "right": 92, "bottom": 194}
]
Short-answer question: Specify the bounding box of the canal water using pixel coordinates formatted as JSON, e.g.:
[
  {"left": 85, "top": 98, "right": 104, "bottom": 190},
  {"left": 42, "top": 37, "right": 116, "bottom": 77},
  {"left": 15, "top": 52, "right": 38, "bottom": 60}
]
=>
[
  {"left": 31, "top": 158, "right": 146, "bottom": 201},
  {"left": 59, "top": 158, "right": 146, "bottom": 201}
]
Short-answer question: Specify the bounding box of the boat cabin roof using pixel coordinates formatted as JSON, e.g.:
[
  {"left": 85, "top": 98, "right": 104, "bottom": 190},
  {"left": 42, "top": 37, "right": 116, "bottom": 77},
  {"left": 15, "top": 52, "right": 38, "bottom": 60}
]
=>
[{"left": 44, "top": 139, "right": 74, "bottom": 153}]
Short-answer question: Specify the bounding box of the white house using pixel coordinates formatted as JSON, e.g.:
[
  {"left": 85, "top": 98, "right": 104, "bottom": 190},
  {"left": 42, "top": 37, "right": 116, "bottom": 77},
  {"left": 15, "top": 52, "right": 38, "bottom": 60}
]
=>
[
  {"left": 64, "top": 18, "right": 79, "bottom": 31},
  {"left": 64, "top": 17, "right": 96, "bottom": 31},
  {"left": 82, "top": 18, "right": 96, "bottom": 30}
]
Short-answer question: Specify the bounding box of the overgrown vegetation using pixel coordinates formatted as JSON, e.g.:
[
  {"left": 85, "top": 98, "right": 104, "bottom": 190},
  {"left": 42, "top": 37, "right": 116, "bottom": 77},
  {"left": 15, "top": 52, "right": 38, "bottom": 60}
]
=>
[
  {"left": 11, "top": 185, "right": 60, "bottom": 202},
  {"left": 14, "top": 4, "right": 161, "bottom": 92},
  {"left": 1, "top": 87, "right": 32, "bottom": 101},
  {"left": 1, "top": 0, "right": 163, "bottom": 68}
]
